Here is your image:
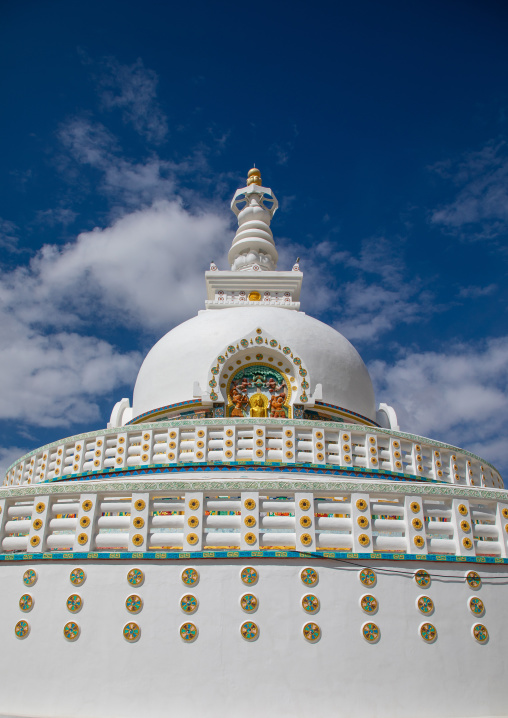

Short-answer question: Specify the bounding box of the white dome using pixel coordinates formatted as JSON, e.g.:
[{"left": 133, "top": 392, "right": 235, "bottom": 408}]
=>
[{"left": 132, "top": 307, "right": 376, "bottom": 421}]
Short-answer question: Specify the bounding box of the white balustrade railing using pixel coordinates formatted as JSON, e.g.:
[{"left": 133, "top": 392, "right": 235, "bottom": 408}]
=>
[
  {"left": 1, "top": 485, "right": 507, "bottom": 559},
  {"left": 3, "top": 420, "right": 503, "bottom": 489}
]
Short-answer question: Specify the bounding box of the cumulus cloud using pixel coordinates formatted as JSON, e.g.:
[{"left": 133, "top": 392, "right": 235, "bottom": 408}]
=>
[
  {"left": 97, "top": 57, "right": 168, "bottom": 144},
  {"left": 0, "top": 200, "right": 232, "bottom": 430},
  {"left": 430, "top": 139, "right": 508, "bottom": 243},
  {"left": 370, "top": 337, "right": 508, "bottom": 474},
  {"left": 58, "top": 118, "right": 176, "bottom": 209},
  {"left": 278, "top": 235, "right": 437, "bottom": 343},
  {"left": 0, "top": 327, "right": 140, "bottom": 428}
]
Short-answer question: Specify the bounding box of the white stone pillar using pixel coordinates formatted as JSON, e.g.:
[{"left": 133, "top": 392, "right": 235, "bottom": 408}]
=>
[
  {"left": 223, "top": 425, "right": 236, "bottom": 462},
  {"left": 294, "top": 492, "right": 316, "bottom": 552},
  {"left": 253, "top": 426, "right": 266, "bottom": 463},
  {"left": 351, "top": 493, "right": 373, "bottom": 553},
  {"left": 0, "top": 498, "right": 8, "bottom": 549},
  {"left": 27, "top": 495, "right": 50, "bottom": 553},
  {"left": 404, "top": 496, "right": 428, "bottom": 554},
  {"left": 73, "top": 493, "right": 100, "bottom": 552},
  {"left": 282, "top": 426, "right": 296, "bottom": 464},
  {"left": 495, "top": 503, "right": 508, "bottom": 558},
  {"left": 366, "top": 434, "right": 379, "bottom": 472},
  {"left": 390, "top": 437, "right": 404, "bottom": 474},
  {"left": 167, "top": 428, "right": 179, "bottom": 463},
  {"left": 194, "top": 426, "right": 208, "bottom": 463},
  {"left": 240, "top": 492, "right": 260, "bottom": 550},
  {"left": 72, "top": 439, "right": 86, "bottom": 475},
  {"left": 139, "top": 430, "right": 153, "bottom": 466},
  {"left": 184, "top": 492, "right": 204, "bottom": 552},
  {"left": 312, "top": 428, "right": 326, "bottom": 465},
  {"left": 129, "top": 493, "right": 150, "bottom": 552},
  {"left": 91, "top": 436, "right": 106, "bottom": 473},
  {"left": 339, "top": 430, "right": 353, "bottom": 469},
  {"left": 451, "top": 499, "right": 476, "bottom": 557}
]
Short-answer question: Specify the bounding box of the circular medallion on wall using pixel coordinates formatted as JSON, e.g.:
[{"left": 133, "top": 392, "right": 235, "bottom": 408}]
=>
[
  {"left": 359, "top": 568, "right": 376, "bottom": 586},
  {"left": 302, "top": 594, "right": 320, "bottom": 614},
  {"left": 469, "top": 597, "right": 485, "bottom": 616},
  {"left": 15, "top": 620, "right": 29, "bottom": 639},
  {"left": 69, "top": 568, "right": 86, "bottom": 586},
  {"left": 181, "top": 568, "right": 199, "bottom": 586},
  {"left": 466, "top": 571, "right": 482, "bottom": 589},
  {"left": 180, "top": 595, "right": 198, "bottom": 614},
  {"left": 126, "top": 595, "right": 143, "bottom": 614},
  {"left": 66, "top": 594, "right": 82, "bottom": 613},
  {"left": 241, "top": 621, "right": 259, "bottom": 641},
  {"left": 419, "top": 622, "right": 437, "bottom": 643},
  {"left": 240, "top": 594, "right": 258, "bottom": 613},
  {"left": 417, "top": 596, "right": 434, "bottom": 614},
  {"left": 19, "top": 594, "right": 33, "bottom": 612},
  {"left": 472, "top": 623, "right": 488, "bottom": 643},
  {"left": 300, "top": 567, "right": 318, "bottom": 586},
  {"left": 240, "top": 567, "right": 258, "bottom": 585},
  {"left": 414, "top": 570, "right": 431, "bottom": 588},
  {"left": 362, "top": 622, "right": 380, "bottom": 643},
  {"left": 303, "top": 622, "right": 321, "bottom": 643},
  {"left": 22, "top": 569, "right": 37, "bottom": 587},
  {"left": 63, "top": 622, "right": 80, "bottom": 641},
  {"left": 127, "top": 568, "right": 144, "bottom": 587},
  {"left": 180, "top": 622, "right": 197, "bottom": 642},
  {"left": 123, "top": 622, "right": 140, "bottom": 642},
  {"left": 360, "top": 595, "right": 378, "bottom": 614}
]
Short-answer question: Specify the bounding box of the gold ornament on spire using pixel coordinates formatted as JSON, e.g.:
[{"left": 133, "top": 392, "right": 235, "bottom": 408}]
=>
[{"left": 247, "top": 167, "right": 262, "bottom": 186}]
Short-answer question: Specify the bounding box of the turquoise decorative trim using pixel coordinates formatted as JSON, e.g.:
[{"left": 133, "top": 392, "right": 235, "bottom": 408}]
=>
[
  {"left": 40, "top": 461, "right": 442, "bottom": 486},
  {"left": 0, "top": 549, "right": 507, "bottom": 566},
  {"left": 5, "top": 418, "right": 502, "bottom": 476},
  {"left": 0, "top": 476, "right": 507, "bottom": 501},
  {"left": 314, "top": 400, "right": 379, "bottom": 426},
  {"left": 126, "top": 399, "right": 203, "bottom": 425},
  {"left": 128, "top": 398, "right": 379, "bottom": 428}
]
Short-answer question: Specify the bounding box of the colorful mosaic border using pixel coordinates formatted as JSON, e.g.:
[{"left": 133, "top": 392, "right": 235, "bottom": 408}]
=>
[
  {"left": 314, "top": 400, "right": 380, "bottom": 427},
  {"left": 0, "top": 549, "right": 507, "bottom": 566},
  {"left": 1, "top": 476, "right": 507, "bottom": 502},
  {"left": 39, "top": 461, "right": 443, "bottom": 486},
  {"left": 127, "top": 398, "right": 380, "bottom": 428},
  {"left": 126, "top": 399, "right": 202, "bottom": 425},
  {"left": 6, "top": 419, "right": 501, "bottom": 477}
]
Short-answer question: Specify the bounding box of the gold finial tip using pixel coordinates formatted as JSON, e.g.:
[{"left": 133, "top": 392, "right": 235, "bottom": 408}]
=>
[{"left": 247, "top": 167, "right": 262, "bottom": 186}]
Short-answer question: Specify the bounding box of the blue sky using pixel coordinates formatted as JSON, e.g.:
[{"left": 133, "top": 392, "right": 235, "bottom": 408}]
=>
[{"left": 1, "top": 0, "right": 507, "bottom": 480}]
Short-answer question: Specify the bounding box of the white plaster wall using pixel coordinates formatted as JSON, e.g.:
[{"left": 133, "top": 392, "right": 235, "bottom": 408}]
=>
[
  {"left": 0, "top": 558, "right": 506, "bottom": 718},
  {"left": 132, "top": 307, "right": 375, "bottom": 421}
]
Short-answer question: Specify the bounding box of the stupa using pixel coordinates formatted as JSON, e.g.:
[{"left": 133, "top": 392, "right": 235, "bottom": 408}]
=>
[{"left": 1, "top": 168, "right": 507, "bottom": 718}]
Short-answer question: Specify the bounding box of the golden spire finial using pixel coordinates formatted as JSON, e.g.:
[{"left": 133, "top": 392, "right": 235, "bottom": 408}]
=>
[{"left": 247, "top": 166, "right": 262, "bottom": 186}]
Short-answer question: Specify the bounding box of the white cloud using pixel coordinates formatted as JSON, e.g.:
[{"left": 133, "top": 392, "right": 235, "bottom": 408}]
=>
[
  {"left": 370, "top": 337, "right": 508, "bottom": 474},
  {"left": 0, "top": 200, "right": 232, "bottom": 429},
  {"left": 97, "top": 57, "right": 168, "bottom": 144},
  {"left": 430, "top": 139, "right": 508, "bottom": 242},
  {"left": 277, "top": 236, "right": 437, "bottom": 343},
  {"left": 458, "top": 284, "right": 497, "bottom": 299},
  {"left": 58, "top": 118, "right": 176, "bottom": 208},
  {"left": 35, "top": 207, "right": 78, "bottom": 228},
  {"left": 0, "top": 218, "right": 19, "bottom": 251},
  {"left": 0, "top": 327, "right": 140, "bottom": 428},
  {"left": 0, "top": 446, "right": 30, "bottom": 479}
]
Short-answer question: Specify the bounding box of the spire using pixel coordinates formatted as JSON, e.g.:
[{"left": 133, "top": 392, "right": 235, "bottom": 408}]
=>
[{"left": 228, "top": 167, "right": 279, "bottom": 271}]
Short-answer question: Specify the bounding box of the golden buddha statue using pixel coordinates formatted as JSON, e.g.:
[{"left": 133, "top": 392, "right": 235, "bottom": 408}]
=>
[{"left": 250, "top": 392, "right": 267, "bottom": 417}]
